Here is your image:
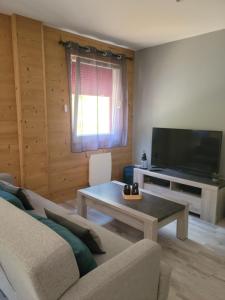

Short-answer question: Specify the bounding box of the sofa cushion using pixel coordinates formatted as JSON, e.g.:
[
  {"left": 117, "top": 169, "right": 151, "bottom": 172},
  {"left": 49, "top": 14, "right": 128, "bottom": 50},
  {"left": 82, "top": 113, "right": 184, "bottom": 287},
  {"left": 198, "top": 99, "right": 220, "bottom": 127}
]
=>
[
  {"left": 0, "top": 190, "right": 25, "bottom": 210},
  {"left": 29, "top": 213, "right": 97, "bottom": 277},
  {"left": 45, "top": 209, "right": 105, "bottom": 254},
  {"left": 0, "top": 199, "right": 79, "bottom": 300}
]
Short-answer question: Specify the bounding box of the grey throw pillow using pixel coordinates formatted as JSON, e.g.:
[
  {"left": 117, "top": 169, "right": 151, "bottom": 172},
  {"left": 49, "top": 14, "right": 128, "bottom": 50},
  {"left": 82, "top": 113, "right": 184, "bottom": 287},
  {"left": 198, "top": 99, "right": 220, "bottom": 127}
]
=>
[
  {"left": 45, "top": 209, "right": 105, "bottom": 254},
  {"left": 16, "top": 189, "right": 34, "bottom": 210}
]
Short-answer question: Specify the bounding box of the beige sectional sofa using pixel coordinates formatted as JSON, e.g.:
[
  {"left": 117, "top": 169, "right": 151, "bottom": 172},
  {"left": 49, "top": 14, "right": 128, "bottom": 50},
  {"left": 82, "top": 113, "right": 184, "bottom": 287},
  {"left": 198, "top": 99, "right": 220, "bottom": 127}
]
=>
[{"left": 0, "top": 173, "right": 171, "bottom": 300}]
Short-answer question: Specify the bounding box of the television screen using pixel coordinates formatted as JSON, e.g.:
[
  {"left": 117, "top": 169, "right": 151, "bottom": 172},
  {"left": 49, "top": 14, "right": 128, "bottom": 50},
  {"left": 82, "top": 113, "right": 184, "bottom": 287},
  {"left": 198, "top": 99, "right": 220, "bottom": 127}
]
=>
[{"left": 151, "top": 128, "right": 222, "bottom": 177}]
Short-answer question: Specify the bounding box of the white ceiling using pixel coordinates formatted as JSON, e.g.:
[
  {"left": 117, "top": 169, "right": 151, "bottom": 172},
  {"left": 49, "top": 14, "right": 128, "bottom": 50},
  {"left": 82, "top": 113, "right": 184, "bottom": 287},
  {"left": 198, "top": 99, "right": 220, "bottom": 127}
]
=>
[{"left": 1, "top": 0, "right": 225, "bottom": 50}]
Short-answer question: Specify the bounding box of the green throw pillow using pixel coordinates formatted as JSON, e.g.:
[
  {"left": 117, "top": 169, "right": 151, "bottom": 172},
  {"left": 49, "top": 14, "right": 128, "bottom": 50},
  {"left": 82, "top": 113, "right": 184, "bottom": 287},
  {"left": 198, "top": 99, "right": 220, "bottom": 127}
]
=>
[
  {"left": 28, "top": 213, "right": 97, "bottom": 277},
  {"left": 0, "top": 181, "right": 33, "bottom": 210},
  {"left": 45, "top": 209, "right": 105, "bottom": 254},
  {"left": 0, "top": 190, "right": 25, "bottom": 210}
]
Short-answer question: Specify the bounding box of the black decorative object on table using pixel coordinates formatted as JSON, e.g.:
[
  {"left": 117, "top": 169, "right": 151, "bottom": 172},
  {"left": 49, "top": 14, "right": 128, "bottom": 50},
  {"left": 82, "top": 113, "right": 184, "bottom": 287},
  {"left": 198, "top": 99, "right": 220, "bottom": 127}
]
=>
[
  {"left": 132, "top": 182, "right": 139, "bottom": 195},
  {"left": 141, "top": 152, "right": 148, "bottom": 169},
  {"left": 123, "top": 184, "right": 131, "bottom": 195}
]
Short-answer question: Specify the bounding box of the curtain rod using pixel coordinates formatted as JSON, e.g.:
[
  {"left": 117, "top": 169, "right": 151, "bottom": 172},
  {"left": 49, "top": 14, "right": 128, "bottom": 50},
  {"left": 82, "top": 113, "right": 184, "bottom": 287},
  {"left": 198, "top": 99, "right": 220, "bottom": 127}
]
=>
[{"left": 59, "top": 40, "right": 133, "bottom": 61}]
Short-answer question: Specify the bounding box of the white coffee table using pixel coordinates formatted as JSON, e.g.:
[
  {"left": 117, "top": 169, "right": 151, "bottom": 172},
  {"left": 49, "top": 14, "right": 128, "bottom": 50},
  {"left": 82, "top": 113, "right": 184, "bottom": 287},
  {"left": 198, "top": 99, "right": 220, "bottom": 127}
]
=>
[{"left": 77, "top": 181, "right": 188, "bottom": 241}]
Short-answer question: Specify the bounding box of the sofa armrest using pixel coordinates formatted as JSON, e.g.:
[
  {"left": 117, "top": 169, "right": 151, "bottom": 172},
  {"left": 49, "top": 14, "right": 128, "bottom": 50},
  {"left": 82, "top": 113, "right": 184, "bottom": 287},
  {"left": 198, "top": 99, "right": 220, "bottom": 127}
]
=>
[
  {"left": 61, "top": 239, "right": 162, "bottom": 300},
  {"left": 25, "top": 190, "right": 69, "bottom": 215},
  {"left": 158, "top": 262, "right": 172, "bottom": 300},
  {"left": 0, "top": 173, "right": 67, "bottom": 216},
  {"left": 0, "top": 173, "right": 14, "bottom": 184}
]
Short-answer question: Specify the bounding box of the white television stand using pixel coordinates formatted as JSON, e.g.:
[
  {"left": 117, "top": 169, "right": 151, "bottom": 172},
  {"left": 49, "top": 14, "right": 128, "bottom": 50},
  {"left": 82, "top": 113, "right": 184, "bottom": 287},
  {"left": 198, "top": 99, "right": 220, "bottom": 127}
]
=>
[{"left": 133, "top": 168, "right": 225, "bottom": 224}]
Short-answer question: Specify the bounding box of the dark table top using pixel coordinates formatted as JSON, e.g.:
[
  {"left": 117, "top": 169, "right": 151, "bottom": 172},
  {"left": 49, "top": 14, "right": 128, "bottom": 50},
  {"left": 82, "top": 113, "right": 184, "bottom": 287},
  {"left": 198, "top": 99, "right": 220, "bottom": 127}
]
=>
[{"left": 81, "top": 182, "right": 185, "bottom": 222}]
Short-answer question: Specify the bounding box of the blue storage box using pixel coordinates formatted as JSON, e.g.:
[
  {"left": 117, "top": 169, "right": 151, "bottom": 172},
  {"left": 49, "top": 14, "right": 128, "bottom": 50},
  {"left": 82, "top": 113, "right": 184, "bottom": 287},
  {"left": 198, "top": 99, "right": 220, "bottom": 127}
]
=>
[{"left": 123, "top": 165, "right": 135, "bottom": 185}]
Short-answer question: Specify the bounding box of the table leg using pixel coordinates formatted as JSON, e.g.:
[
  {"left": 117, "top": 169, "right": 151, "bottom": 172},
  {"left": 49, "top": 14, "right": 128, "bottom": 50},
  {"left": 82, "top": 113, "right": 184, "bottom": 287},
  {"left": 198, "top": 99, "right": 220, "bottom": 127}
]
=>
[
  {"left": 176, "top": 205, "right": 189, "bottom": 240},
  {"left": 77, "top": 192, "right": 87, "bottom": 218},
  {"left": 144, "top": 219, "right": 158, "bottom": 242}
]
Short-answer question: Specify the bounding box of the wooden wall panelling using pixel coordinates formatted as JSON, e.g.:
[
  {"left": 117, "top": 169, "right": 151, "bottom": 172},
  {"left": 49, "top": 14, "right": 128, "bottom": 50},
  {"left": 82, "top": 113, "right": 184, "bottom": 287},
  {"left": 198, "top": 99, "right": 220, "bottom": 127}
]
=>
[
  {"left": 11, "top": 14, "right": 24, "bottom": 185},
  {"left": 11, "top": 15, "right": 49, "bottom": 195},
  {"left": 0, "top": 14, "right": 20, "bottom": 184},
  {"left": 44, "top": 26, "right": 134, "bottom": 202},
  {"left": 0, "top": 12, "right": 134, "bottom": 202}
]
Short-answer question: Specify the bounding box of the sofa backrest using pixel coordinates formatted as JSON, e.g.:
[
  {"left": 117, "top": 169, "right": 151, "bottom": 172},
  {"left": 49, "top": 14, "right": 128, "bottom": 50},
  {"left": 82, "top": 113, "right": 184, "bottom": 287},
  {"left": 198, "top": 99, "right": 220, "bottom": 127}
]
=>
[{"left": 0, "top": 199, "right": 79, "bottom": 300}]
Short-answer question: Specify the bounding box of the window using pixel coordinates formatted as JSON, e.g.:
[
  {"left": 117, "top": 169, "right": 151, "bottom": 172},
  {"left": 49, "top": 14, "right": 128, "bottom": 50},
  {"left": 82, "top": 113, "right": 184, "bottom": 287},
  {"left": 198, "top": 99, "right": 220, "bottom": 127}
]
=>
[
  {"left": 76, "top": 95, "right": 111, "bottom": 136},
  {"left": 66, "top": 46, "right": 128, "bottom": 153},
  {"left": 71, "top": 58, "right": 113, "bottom": 137}
]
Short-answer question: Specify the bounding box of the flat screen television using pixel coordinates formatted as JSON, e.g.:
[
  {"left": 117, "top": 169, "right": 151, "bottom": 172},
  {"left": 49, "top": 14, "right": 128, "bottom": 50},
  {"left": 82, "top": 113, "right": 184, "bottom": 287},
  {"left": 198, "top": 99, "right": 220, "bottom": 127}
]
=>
[{"left": 151, "top": 128, "right": 222, "bottom": 178}]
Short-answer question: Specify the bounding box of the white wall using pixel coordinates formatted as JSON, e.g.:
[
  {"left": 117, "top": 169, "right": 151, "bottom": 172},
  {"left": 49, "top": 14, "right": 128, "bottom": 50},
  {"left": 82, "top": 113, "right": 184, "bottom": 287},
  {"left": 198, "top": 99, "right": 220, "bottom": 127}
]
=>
[{"left": 133, "top": 29, "right": 225, "bottom": 175}]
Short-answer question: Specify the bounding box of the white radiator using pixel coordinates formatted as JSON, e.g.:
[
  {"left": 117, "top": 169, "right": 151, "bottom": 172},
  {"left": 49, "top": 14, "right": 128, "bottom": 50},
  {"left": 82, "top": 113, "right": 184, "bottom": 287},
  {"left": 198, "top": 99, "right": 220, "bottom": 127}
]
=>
[{"left": 89, "top": 152, "right": 112, "bottom": 186}]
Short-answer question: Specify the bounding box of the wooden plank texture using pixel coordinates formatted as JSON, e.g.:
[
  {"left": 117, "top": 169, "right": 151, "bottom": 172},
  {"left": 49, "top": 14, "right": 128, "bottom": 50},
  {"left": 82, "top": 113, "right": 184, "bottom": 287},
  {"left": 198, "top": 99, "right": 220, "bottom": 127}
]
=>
[
  {"left": 11, "top": 15, "right": 49, "bottom": 195},
  {"left": 0, "top": 13, "right": 134, "bottom": 202},
  {"left": 44, "top": 26, "right": 134, "bottom": 202},
  {"left": 0, "top": 14, "right": 20, "bottom": 184}
]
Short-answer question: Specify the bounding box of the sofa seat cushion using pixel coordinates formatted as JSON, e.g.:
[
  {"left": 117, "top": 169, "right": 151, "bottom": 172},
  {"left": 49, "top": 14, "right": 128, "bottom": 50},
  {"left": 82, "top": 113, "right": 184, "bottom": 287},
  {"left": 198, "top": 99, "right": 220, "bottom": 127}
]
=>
[
  {"left": 60, "top": 214, "right": 132, "bottom": 266},
  {"left": 91, "top": 224, "right": 133, "bottom": 265},
  {"left": 0, "top": 191, "right": 25, "bottom": 210},
  {"left": 29, "top": 213, "right": 97, "bottom": 277}
]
